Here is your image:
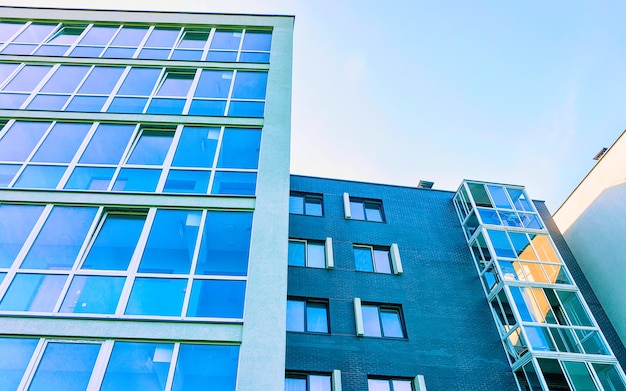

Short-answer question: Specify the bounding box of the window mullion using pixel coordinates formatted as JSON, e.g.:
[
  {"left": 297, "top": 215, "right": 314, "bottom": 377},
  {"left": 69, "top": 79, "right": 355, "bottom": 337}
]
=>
[
  {"left": 86, "top": 339, "right": 114, "bottom": 390},
  {"left": 164, "top": 343, "right": 181, "bottom": 391},
  {"left": 17, "top": 337, "right": 46, "bottom": 391}
]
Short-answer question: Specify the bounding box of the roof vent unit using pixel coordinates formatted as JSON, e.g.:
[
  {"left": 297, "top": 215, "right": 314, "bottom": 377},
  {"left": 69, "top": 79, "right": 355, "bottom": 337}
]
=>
[
  {"left": 417, "top": 180, "right": 434, "bottom": 189},
  {"left": 593, "top": 147, "right": 608, "bottom": 161}
]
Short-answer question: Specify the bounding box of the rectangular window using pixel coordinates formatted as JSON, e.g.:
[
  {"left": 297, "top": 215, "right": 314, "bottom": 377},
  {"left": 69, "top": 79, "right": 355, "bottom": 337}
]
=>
[
  {"left": 287, "top": 298, "right": 329, "bottom": 334},
  {"left": 347, "top": 196, "right": 384, "bottom": 222},
  {"left": 0, "top": 337, "right": 240, "bottom": 391},
  {"left": 367, "top": 378, "right": 414, "bottom": 391},
  {"left": 354, "top": 245, "right": 392, "bottom": 274},
  {"left": 343, "top": 193, "right": 385, "bottom": 223},
  {"left": 285, "top": 373, "right": 332, "bottom": 391},
  {"left": 355, "top": 299, "right": 406, "bottom": 339},
  {"left": 289, "top": 192, "right": 323, "bottom": 216},
  {"left": 288, "top": 239, "right": 326, "bottom": 268}
]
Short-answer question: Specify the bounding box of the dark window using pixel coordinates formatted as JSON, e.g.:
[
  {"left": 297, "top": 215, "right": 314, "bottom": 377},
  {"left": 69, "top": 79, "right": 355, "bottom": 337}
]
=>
[
  {"left": 350, "top": 198, "right": 384, "bottom": 222},
  {"left": 362, "top": 304, "right": 405, "bottom": 338},
  {"left": 287, "top": 299, "right": 329, "bottom": 333},
  {"left": 289, "top": 192, "right": 323, "bottom": 216}
]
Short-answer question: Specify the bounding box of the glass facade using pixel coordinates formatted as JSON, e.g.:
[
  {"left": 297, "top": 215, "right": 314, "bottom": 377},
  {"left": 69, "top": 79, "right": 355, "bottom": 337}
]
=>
[
  {"left": 454, "top": 180, "right": 626, "bottom": 391},
  {"left": 0, "top": 8, "right": 292, "bottom": 391}
]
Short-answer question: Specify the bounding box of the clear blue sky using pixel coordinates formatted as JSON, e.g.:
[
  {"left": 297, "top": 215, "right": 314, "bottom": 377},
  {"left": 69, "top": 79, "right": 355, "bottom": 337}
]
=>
[{"left": 4, "top": 0, "right": 626, "bottom": 211}]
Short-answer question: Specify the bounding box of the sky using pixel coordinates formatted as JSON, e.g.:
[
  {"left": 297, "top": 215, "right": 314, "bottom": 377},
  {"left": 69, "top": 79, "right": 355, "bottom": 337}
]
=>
[{"left": 2, "top": 0, "right": 626, "bottom": 212}]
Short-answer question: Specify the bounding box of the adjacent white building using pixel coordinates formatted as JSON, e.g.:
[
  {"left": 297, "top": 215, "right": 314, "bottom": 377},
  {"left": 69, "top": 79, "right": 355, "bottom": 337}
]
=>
[{"left": 554, "top": 130, "right": 626, "bottom": 347}]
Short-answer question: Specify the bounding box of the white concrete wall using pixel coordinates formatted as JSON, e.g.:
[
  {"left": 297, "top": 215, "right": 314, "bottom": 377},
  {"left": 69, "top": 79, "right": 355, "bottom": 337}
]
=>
[{"left": 554, "top": 130, "right": 626, "bottom": 347}]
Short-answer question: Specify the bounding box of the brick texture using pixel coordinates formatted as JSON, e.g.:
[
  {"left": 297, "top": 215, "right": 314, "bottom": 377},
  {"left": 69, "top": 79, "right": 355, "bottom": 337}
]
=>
[{"left": 286, "top": 176, "right": 519, "bottom": 391}]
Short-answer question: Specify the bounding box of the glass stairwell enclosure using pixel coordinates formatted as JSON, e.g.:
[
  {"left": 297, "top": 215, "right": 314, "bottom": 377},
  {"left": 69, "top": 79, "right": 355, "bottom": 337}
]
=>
[{"left": 454, "top": 180, "right": 626, "bottom": 391}]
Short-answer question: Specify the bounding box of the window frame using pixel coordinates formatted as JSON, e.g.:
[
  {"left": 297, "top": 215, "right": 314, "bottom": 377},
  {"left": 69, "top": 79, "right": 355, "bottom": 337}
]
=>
[
  {"left": 288, "top": 238, "right": 333, "bottom": 269},
  {"left": 344, "top": 193, "right": 385, "bottom": 222},
  {"left": 354, "top": 298, "right": 407, "bottom": 339},
  {"left": 286, "top": 297, "right": 330, "bottom": 334},
  {"left": 285, "top": 370, "right": 341, "bottom": 391},
  {"left": 289, "top": 192, "right": 324, "bottom": 216}
]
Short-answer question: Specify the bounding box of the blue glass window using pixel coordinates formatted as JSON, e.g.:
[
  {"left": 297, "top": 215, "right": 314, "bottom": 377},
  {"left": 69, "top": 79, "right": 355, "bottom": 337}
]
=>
[
  {"left": 206, "top": 51, "right": 238, "bottom": 62},
  {"left": 187, "top": 280, "right": 245, "bottom": 318},
  {"left": 242, "top": 31, "right": 272, "bottom": 51},
  {"left": 78, "top": 66, "right": 125, "bottom": 94},
  {"left": 107, "top": 97, "right": 148, "bottom": 113},
  {"left": 117, "top": 68, "right": 161, "bottom": 95},
  {"left": 82, "top": 213, "right": 145, "bottom": 270},
  {"left": 27, "top": 94, "right": 70, "bottom": 110},
  {"left": 125, "top": 278, "right": 186, "bottom": 316},
  {"left": 40, "top": 65, "right": 90, "bottom": 93},
  {"left": 65, "top": 96, "right": 108, "bottom": 112},
  {"left": 362, "top": 305, "right": 383, "bottom": 336},
  {"left": 210, "top": 30, "right": 241, "bottom": 50},
  {"left": 0, "top": 164, "right": 19, "bottom": 186},
  {"left": 60, "top": 275, "right": 125, "bottom": 314},
  {"left": 487, "top": 185, "right": 512, "bottom": 209},
  {"left": 286, "top": 299, "right": 328, "bottom": 333},
  {"left": 178, "top": 31, "right": 209, "bottom": 49},
  {"left": 232, "top": 71, "right": 267, "bottom": 99},
  {"left": 509, "top": 232, "right": 536, "bottom": 260},
  {"left": 101, "top": 342, "right": 174, "bottom": 391},
  {"left": 21, "top": 206, "right": 97, "bottom": 270},
  {"left": 0, "top": 121, "right": 50, "bottom": 161},
  {"left": 164, "top": 170, "right": 210, "bottom": 194},
  {"left": 31, "top": 122, "right": 91, "bottom": 163},
  {"left": 2, "top": 65, "right": 52, "bottom": 91},
  {"left": 69, "top": 46, "right": 104, "bottom": 57},
  {"left": 195, "top": 211, "right": 253, "bottom": 276},
  {"left": 194, "top": 70, "right": 232, "bottom": 98},
  {"left": 217, "top": 128, "right": 261, "bottom": 169},
  {"left": 0, "top": 273, "right": 67, "bottom": 312},
  {"left": 188, "top": 99, "right": 226, "bottom": 116},
  {"left": 127, "top": 130, "right": 174, "bottom": 165},
  {"left": 110, "top": 26, "right": 148, "bottom": 46},
  {"left": 0, "top": 93, "right": 28, "bottom": 109},
  {"left": 103, "top": 47, "right": 136, "bottom": 59},
  {"left": 138, "top": 48, "right": 170, "bottom": 60},
  {"left": 354, "top": 247, "right": 374, "bottom": 272},
  {"left": 0, "top": 22, "right": 24, "bottom": 42},
  {"left": 211, "top": 172, "right": 256, "bottom": 196},
  {"left": 28, "top": 342, "right": 100, "bottom": 391},
  {"left": 0, "top": 337, "right": 38, "bottom": 391},
  {"left": 0, "top": 204, "right": 44, "bottom": 268},
  {"left": 156, "top": 71, "right": 194, "bottom": 97},
  {"left": 172, "top": 345, "right": 239, "bottom": 391},
  {"left": 0, "top": 63, "right": 19, "bottom": 84},
  {"left": 172, "top": 127, "right": 219, "bottom": 167},
  {"left": 78, "top": 25, "right": 117, "bottom": 45},
  {"left": 227, "top": 101, "right": 265, "bottom": 117},
  {"left": 239, "top": 52, "right": 270, "bottom": 63},
  {"left": 33, "top": 45, "right": 69, "bottom": 56},
  {"left": 42, "top": 26, "right": 85, "bottom": 45},
  {"left": 487, "top": 230, "right": 516, "bottom": 258},
  {"left": 145, "top": 28, "right": 180, "bottom": 48},
  {"left": 14, "top": 24, "right": 56, "bottom": 43},
  {"left": 145, "top": 98, "right": 186, "bottom": 114},
  {"left": 139, "top": 210, "right": 201, "bottom": 274},
  {"left": 13, "top": 165, "right": 66, "bottom": 189},
  {"left": 64, "top": 167, "right": 116, "bottom": 190},
  {"left": 79, "top": 123, "right": 135, "bottom": 164},
  {"left": 171, "top": 49, "right": 203, "bottom": 61},
  {"left": 112, "top": 168, "right": 161, "bottom": 192}
]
